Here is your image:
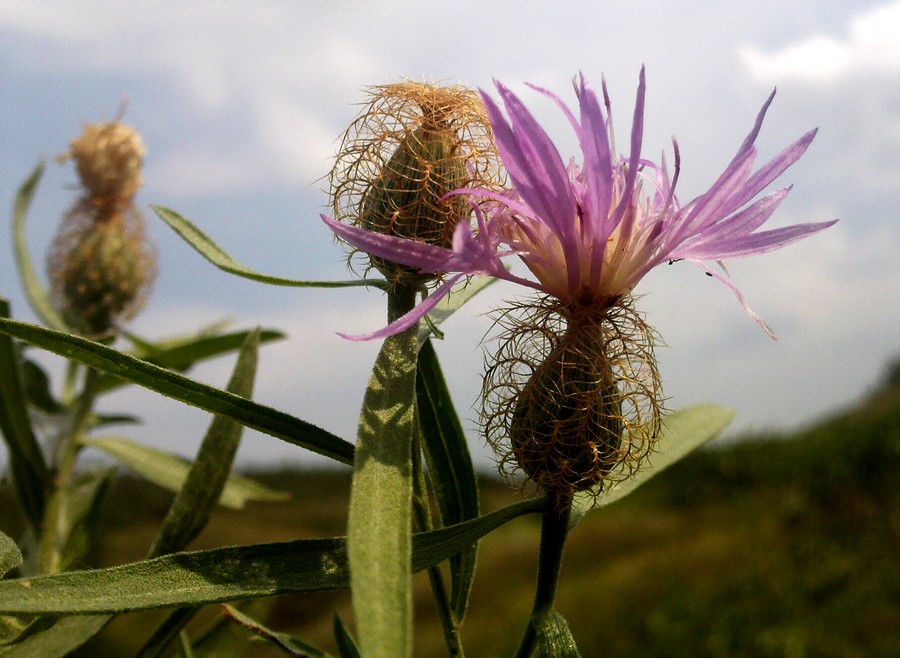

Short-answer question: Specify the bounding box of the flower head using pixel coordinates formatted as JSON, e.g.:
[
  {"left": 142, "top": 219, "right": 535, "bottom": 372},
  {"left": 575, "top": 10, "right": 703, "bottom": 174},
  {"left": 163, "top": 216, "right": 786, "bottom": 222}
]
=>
[
  {"left": 328, "top": 81, "right": 503, "bottom": 287},
  {"left": 323, "top": 68, "right": 837, "bottom": 340},
  {"left": 48, "top": 119, "right": 156, "bottom": 336},
  {"left": 67, "top": 120, "right": 145, "bottom": 214}
]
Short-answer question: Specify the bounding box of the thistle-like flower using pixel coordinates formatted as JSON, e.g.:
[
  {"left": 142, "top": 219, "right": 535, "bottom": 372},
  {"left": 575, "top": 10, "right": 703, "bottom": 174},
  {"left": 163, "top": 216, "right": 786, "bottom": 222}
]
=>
[
  {"left": 48, "top": 119, "right": 156, "bottom": 336},
  {"left": 324, "top": 68, "right": 836, "bottom": 340},
  {"left": 323, "top": 68, "right": 837, "bottom": 501},
  {"left": 328, "top": 81, "right": 503, "bottom": 289}
]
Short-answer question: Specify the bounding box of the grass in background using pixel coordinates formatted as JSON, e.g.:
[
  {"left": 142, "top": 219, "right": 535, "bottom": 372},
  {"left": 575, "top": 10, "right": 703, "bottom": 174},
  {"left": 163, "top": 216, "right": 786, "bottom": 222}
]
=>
[{"left": 2, "top": 378, "right": 897, "bottom": 657}]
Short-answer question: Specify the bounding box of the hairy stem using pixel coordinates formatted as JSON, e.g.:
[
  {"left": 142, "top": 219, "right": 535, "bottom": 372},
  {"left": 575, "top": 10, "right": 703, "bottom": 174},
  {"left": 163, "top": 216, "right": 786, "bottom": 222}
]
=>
[
  {"left": 37, "top": 366, "right": 100, "bottom": 574},
  {"left": 514, "top": 495, "right": 572, "bottom": 658}
]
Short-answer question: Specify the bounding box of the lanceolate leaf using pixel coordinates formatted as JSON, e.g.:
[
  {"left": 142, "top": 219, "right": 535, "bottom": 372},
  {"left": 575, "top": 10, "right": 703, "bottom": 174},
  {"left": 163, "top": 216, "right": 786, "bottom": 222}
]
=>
[
  {"left": 0, "top": 498, "right": 545, "bottom": 615},
  {"left": 97, "top": 328, "right": 285, "bottom": 394},
  {"left": 0, "top": 615, "right": 109, "bottom": 658},
  {"left": 82, "top": 436, "right": 289, "bottom": 511},
  {"left": 347, "top": 316, "right": 418, "bottom": 658},
  {"left": 148, "top": 330, "right": 271, "bottom": 557},
  {"left": 416, "top": 339, "right": 479, "bottom": 621},
  {"left": 571, "top": 404, "right": 735, "bottom": 523},
  {"left": 0, "top": 301, "right": 48, "bottom": 531},
  {"left": 0, "top": 533, "right": 22, "bottom": 578},
  {"left": 19, "top": 358, "right": 62, "bottom": 414},
  {"left": 57, "top": 468, "right": 116, "bottom": 573},
  {"left": 152, "top": 206, "right": 387, "bottom": 291},
  {"left": 332, "top": 615, "right": 361, "bottom": 658},
  {"left": 0, "top": 317, "right": 354, "bottom": 465},
  {"left": 11, "top": 163, "right": 66, "bottom": 331}
]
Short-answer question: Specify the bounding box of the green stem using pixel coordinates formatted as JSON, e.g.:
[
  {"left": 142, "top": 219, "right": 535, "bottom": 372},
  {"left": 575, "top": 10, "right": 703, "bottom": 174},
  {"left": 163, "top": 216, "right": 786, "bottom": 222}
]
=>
[
  {"left": 387, "top": 282, "right": 419, "bottom": 324},
  {"left": 514, "top": 496, "right": 572, "bottom": 658},
  {"left": 61, "top": 359, "right": 80, "bottom": 405},
  {"left": 37, "top": 367, "right": 100, "bottom": 574}
]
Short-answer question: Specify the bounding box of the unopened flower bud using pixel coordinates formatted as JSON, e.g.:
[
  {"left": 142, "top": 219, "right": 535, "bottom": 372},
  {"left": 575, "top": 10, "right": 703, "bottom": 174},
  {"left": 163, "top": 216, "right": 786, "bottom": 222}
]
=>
[
  {"left": 48, "top": 118, "right": 155, "bottom": 336},
  {"left": 360, "top": 119, "right": 469, "bottom": 282},
  {"left": 68, "top": 121, "right": 145, "bottom": 212},
  {"left": 330, "top": 81, "right": 503, "bottom": 285},
  {"left": 48, "top": 203, "right": 155, "bottom": 336}
]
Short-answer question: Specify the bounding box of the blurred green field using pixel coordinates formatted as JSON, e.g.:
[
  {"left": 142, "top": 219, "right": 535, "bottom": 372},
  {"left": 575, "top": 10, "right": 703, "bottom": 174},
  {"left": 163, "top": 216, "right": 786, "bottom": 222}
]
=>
[{"left": 3, "top": 375, "right": 898, "bottom": 657}]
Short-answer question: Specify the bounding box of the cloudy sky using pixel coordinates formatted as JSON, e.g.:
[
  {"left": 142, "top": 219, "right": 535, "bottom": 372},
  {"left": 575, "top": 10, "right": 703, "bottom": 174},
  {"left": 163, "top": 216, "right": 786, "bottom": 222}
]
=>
[{"left": 1, "top": 0, "right": 898, "bottom": 470}]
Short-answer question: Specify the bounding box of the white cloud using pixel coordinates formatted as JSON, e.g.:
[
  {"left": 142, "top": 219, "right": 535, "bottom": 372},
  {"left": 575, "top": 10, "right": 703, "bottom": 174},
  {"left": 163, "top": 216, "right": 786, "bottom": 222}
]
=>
[
  {"left": 150, "top": 143, "right": 271, "bottom": 197},
  {"left": 741, "top": 1, "right": 900, "bottom": 81},
  {"left": 738, "top": 2, "right": 900, "bottom": 196},
  {"left": 640, "top": 205, "right": 899, "bottom": 435},
  {"left": 743, "top": 36, "right": 854, "bottom": 81},
  {"left": 2, "top": 0, "right": 896, "bottom": 470},
  {"left": 255, "top": 100, "right": 339, "bottom": 187},
  {"left": 0, "top": 1, "right": 386, "bottom": 196}
]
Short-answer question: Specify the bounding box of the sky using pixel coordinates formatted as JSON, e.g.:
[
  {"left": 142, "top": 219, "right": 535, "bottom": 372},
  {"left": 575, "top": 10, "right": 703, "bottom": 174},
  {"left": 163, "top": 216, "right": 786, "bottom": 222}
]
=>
[{"left": 1, "top": 0, "right": 898, "bottom": 472}]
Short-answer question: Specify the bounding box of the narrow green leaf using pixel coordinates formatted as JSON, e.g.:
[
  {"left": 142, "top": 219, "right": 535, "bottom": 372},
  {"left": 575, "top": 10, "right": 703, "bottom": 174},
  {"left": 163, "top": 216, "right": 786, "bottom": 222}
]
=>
[
  {"left": 0, "top": 616, "right": 26, "bottom": 647},
  {"left": 57, "top": 468, "right": 116, "bottom": 572},
  {"left": 0, "top": 301, "right": 48, "bottom": 531},
  {"left": 0, "top": 615, "right": 108, "bottom": 658},
  {"left": 11, "top": 164, "right": 66, "bottom": 331},
  {"left": 19, "top": 358, "right": 62, "bottom": 414},
  {"left": 97, "top": 328, "right": 285, "bottom": 394},
  {"left": 332, "top": 615, "right": 361, "bottom": 658},
  {"left": 571, "top": 404, "right": 735, "bottom": 523},
  {"left": 415, "top": 340, "right": 479, "bottom": 621},
  {"left": 23, "top": 355, "right": 136, "bottom": 422},
  {"left": 0, "top": 498, "right": 544, "bottom": 615},
  {"left": 0, "top": 533, "right": 22, "bottom": 578},
  {"left": 221, "top": 604, "right": 332, "bottom": 657},
  {"left": 152, "top": 206, "right": 387, "bottom": 291},
  {"left": 82, "top": 436, "right": 289, "bottom": 511},
  {"left": 531, "top": 611, "right": 580, "bottom": 658},
  {"left": 149, "top": 330, "right": 269, "bottom": 557},
  {"left": 0, "top": 317, "right": 355, "bottom": 465},
  {"left": 347, "top": 319, "right": 418, "bottom": 658},
  {"left": 0, "top": 616, "right": 54, "bottom": 648},
  {"left": 122, "top": 319, "right": 233, "bottom": 353},
  {"left": 89, "top": 412, "right": 140, "bottom": 428}
]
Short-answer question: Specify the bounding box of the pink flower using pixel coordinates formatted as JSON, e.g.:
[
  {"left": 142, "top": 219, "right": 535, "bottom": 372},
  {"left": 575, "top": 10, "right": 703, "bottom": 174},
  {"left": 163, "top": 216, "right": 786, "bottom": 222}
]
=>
[{"left": 323, "top": 67, "right": 837, "bottom": 340}]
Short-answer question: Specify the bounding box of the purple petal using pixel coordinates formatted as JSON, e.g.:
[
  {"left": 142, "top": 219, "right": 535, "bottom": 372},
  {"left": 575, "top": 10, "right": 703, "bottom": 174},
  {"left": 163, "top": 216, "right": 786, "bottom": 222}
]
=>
[
  {"left": 447, "top": 212, "right": 506, "bottom": 276},
  {"left": 481, "top": 86, "right": 576, "bottom": 238},
  {"left": 608, "top": 67, "right": 646, "bottom": 240},
  {"left": 687, "top": 259, "right": 778, "bottom": 339},
  {"left": 484, "top": 83, "right": 584, "bottom": 291},
  {"left": 676, "top": 219, "right": 838, "bottom": 260},
  {"left": 574, "top": 75, "right": 614, "bottom": 236},
  {"left": 664, "top": 149, "right": 757, "bottom": 249},
  {"left": 337, "top": 274, "right": 466, "bottom": 341},
  {"left": 724, "top": 129, "right": 817, "bottom": 214},
  {"left": 321, "top": 215, "right": 452, "bottom": 273},
  {"left": 729, "top": 88, "right": 776, "bottom": 165},
  {"left": 672, "top": 188, "right": 792, "bottom": 257},
  {"left": 527, "top": 75, "right": 614, "bottom": 229}
]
